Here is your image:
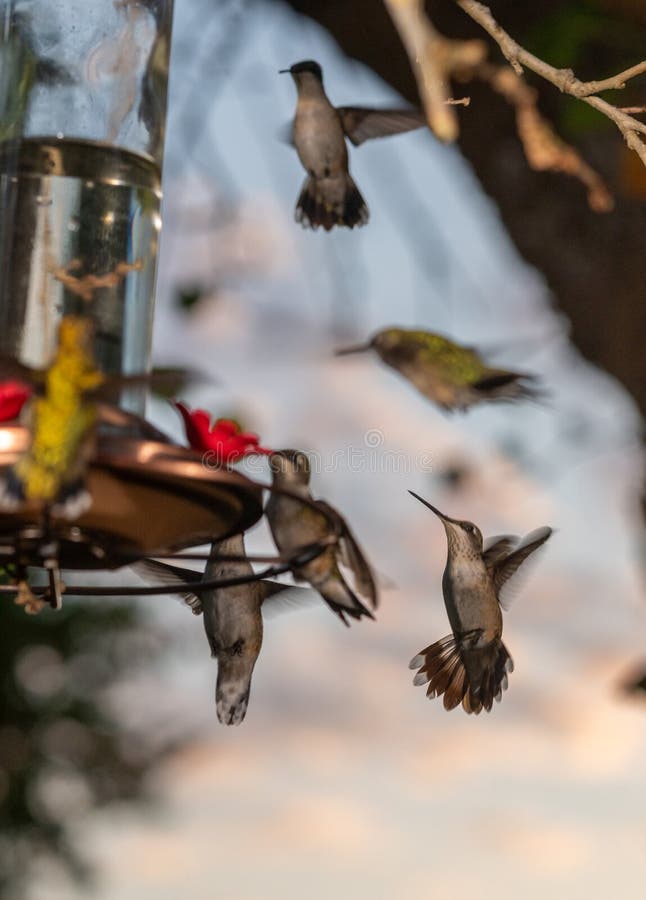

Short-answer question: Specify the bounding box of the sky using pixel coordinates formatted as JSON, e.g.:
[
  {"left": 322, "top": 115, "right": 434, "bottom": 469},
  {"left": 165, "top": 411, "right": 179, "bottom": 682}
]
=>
[{"left": 30, "top": 0, "right": 646, "bottom": 897}]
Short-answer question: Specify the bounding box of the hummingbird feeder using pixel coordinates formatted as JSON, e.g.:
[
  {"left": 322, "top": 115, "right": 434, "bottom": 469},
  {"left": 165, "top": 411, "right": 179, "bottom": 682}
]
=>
[{"left": 0, "top": 0, "right": 332, "bottom": 609}]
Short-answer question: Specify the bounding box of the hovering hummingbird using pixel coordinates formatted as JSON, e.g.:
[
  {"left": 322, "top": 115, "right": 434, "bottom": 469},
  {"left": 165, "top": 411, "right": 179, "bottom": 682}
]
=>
[
  {"left": 280, "top": 59, "right": 426, "bottom": 230},
  {"left": 336, "top": 327, "right": 541, "bottom": 411},
  {"left": 135, "top": 533, "right": 308, "bottom": 726},
  {"left": 265, "top": 449, "right": 378, "bottom": 624},
  {"left": 408, "top": 491, "right": 552, "bottom": 713}
]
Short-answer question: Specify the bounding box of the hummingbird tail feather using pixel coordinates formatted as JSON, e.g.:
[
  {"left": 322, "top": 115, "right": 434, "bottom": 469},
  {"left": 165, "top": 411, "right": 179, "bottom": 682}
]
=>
[
  {"left": 472, "top": 369, "right": 544, "bottom": 405},
  {"left": 295, "top": 174, "right": 369, "bottom": 230},
  {"left": 317, "top": 575, "right": 374, "bottom": 626},
  {"left": 410, "top": 635, "right": 513, "bottom": 714}
]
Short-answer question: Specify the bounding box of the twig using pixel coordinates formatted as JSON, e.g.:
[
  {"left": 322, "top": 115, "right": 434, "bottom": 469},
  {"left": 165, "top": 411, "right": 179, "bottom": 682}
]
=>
[
  {"left": 474, "top": 63, "right": 613, "bottom": 211},
  {"left": 384, "top": 0, "right": 485, "bottom": 141},
  {"left": 52, "top": 258, "right": 144, "bottom": 302},
  {"left": 454, "top": 0, "right": 646, "bottom": 166},
  {"left": 563, "top": 62, "right": 646, "bottom": 98}
]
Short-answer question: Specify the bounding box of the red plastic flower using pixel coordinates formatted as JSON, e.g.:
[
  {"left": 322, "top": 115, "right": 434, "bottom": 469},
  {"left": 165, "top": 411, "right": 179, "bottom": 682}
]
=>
[
  {"left": 0, "top": 381, "right": 32, "bottom": 422},
  {"left": 174, "top": 401, "right": 272, "bottom": 463}
]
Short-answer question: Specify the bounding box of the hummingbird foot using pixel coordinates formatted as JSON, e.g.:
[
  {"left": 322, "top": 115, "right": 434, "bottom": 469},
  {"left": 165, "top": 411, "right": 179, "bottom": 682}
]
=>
[
  {"left": 50, "top": 482, "right": 93, "bottom": 520},
  {"left": 0, "top": 469, "right": 26, "bottom": 511}
]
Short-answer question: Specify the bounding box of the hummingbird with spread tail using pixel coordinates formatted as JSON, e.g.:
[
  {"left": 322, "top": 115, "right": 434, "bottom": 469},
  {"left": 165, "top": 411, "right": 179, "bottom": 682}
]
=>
[
  {"left": 336, "top": 327, "right": 541, "bottom": 411},
  {"left": 280, "top": 60, "right": 426, "bottom": 230},
  {"left": 408, "top": 491, "right": 552, "bottom": 713},
  {"left": 265, "top": 449, "right": 378, "bottom": 624},
  {"left": 135, "top": 533, "right": 309, "bottom": 725}
]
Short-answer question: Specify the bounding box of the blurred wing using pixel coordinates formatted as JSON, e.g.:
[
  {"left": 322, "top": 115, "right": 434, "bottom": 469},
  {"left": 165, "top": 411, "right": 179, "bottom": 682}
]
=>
[
  {"left": 621, "top": 664, "right": 646, "bottom": 695},
  {"left": 131, "top": 558, "right": 203, "bottom": 614},
  {"left": 93, "top": 366, "right": 204, "bottom": 402},
  {"left": 261, "top": 581, "right": 320, "bottom": 618},
  {"left": 315, "top": 499, "right": 378, "bottom": 609},
  {"left": 277, "top": 119, "right": 295, "bottom": 146},
  {"left": 337, "top": 106, "right": 426, "bottom": 146},
  {"left": 374, "top": 568, "right": 398, "bottom": 591},
  {"left": 493, "top": 526, "right": 553, "bottom": 610},
  {"left": 483, "top": 535, "right": 519, "bottom": 568},
  {"left": 95, "top": 403, "right": 172, "bottom": 442}
]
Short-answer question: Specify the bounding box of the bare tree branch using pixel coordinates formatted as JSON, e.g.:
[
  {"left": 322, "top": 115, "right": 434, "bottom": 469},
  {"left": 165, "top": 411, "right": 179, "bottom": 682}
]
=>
[
  {"left": 383, "top": 0, "right": 485, "bottom": 141},
  {"left": 454, "top": 0, "right": 646, "bottom": 166},
  {"left": 573, "top": 62, "right": 646, "bottom": 98},
  {"left": 472, "top": 64, "right": 614, "bottom": 211},
  {"left": 51, "top": 258, "right": 144, "bottom": 302},
  {"left": 383, "top": 0, "right": 616, "bottom": 208}
]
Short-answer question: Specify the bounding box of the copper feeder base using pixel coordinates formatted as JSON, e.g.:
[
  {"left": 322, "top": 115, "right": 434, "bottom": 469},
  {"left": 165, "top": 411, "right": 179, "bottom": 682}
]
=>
[{"left": 0, "top": 425, "right": 263, "bottom": 571}]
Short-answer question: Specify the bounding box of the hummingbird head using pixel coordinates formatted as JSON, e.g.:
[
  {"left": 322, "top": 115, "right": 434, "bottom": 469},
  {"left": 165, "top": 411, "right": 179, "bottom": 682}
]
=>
[
  {"left": 269, "top": 449, "right": 312, "bottom": 487},
  {"left": 408, "top": 491, "right": 483, "bottom": 556},
  {"left": 371, "top": 328, "right": 407, "bottom": 353},
  {"left": 279, "top": 59, "right": 323, "bottom": 86},
  {"left": 335, "top": 328, "right": 406, "bottom": 358},
  {"left": 214, "top": 638, "right": 261, "bottom": 726}
]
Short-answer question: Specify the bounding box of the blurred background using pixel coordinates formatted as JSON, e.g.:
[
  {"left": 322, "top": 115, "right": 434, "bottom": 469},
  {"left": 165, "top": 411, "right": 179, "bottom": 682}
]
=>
[{"left": 3, "top": 1, "right": 646, "bottom": 898}]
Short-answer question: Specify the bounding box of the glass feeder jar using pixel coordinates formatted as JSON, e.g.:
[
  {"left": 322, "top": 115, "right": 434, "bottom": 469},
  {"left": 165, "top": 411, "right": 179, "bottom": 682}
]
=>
[{"left": 0, "top": 0, "right": 175, "bottom": 407}]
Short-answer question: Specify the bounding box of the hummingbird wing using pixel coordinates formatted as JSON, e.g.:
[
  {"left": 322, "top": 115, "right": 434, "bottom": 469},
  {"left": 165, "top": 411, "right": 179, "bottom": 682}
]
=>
[
  {"left": 131, "top": 558, "right": 203, "bottom": 614},
  {"left": 91, "top": 366, "right": 203, "bottom": 402},
  {"left": 261, "top": 582, "right": 320, "bottom": 617},
  {"left": 95, "top": 403, "right": 172, "bottom": 442},
  {"left": 483, "top": 535, "right": 519, "bottom": 568},
  {"left": 277, "top": 120, "right": 295, "bottom": 146},
  {"left": 492, "top": 526, "right": 553, "bottom": 610},
  {"left": 621, "top": 664, "right": 646, "bottom": 695},
  {"left": 314, "top": 499, "right": 378, "bottom": 609},
  {"left": 336, "top": 107, "right": 426, "bottom": 146}
]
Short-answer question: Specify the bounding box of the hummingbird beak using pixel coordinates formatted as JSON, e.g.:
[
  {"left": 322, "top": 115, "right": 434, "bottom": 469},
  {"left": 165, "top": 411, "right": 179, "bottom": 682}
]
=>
[
  {"left": 408, "top": 491, "right": 457, "bottom": 525},
  {"left": 334, "top": 343, "right": 372, "bottom": 357},
  {"left": 278, "top": 68, "right": 291, "bottom": 74}
]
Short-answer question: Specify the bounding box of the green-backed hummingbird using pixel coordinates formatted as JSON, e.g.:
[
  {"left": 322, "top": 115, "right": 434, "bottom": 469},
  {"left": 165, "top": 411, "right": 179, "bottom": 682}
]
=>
[{"left": 336, "top": 327, "right": 541, "bottom": 411}]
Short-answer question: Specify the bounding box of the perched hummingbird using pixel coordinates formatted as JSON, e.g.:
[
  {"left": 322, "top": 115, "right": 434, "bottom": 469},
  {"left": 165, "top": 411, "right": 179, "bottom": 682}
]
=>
[
  {"left": 135, "top": 533, "right": 307, "bottom": 726},
  {"left": 0, "top": 314, "right": 193, "bottom": 518},
  {"left": 265, "top": 449, "right": 378, "bottom": 624},
  {"left": 336, "top": 327, "right": 541, "bottom": 411},
  {"left": 408, "top": 491, "right": 552, "bottom": 713},
  {"left": 280, "top": 60, "right": 426, "bottom": 230},
  {"left": 0, "top": 316, "right": 104, "bottom": 518}
]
